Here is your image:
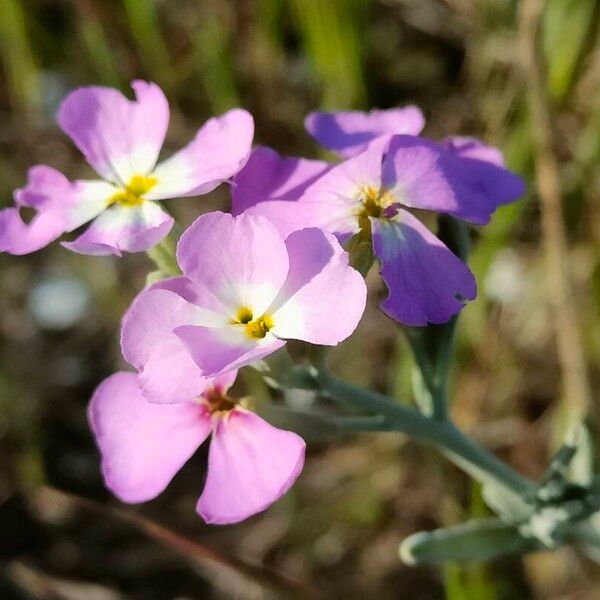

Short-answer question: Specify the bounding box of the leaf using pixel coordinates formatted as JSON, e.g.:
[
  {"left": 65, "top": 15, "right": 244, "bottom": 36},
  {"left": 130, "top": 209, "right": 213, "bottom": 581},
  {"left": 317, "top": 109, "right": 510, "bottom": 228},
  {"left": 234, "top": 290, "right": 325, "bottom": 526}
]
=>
[{"left": 399, "top": 518, "right": 540, "bottom": 565}]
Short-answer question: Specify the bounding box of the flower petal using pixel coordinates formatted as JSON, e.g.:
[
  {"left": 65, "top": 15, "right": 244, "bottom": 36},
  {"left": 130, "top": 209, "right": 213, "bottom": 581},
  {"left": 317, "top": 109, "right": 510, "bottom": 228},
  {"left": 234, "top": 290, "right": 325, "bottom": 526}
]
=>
[
  {"left": 384, "top": 136, "right": 524, "bottom": 225},
  {"left": 15, "top": 165, "right": 116, "bottom": 229},
  {"left": 197, "top": 409, "right": 305, "bottom": 524},
  {"left": 242, "top": 200, "right": 345, "bottom": 240},
  {"left": 146, "top": 109, "right": 254, "bottom": 200},
  {"left": 443, "top": 136, "right": 505, "bottom": 167},
  {"left": 231, "top": 146, "right": 330, "bottom": 214},
  {"left": 176, "top": 212, "right": 289, "bottom": 317},
  {"left": 175, "top": 325, "right": 285, "bottom": 378},
  {"left": 0, "top": 208, "right": 66, "bottom": 255},
  {"left": 58, "top": 80, "right": 169, "bottom": 184},
  {"left": 62, "top": 202, "right": 174, "bottom": 255},
  {"left": 211, "top": 369, "right": 239, "bottom": 395},
  {"left": 305, "top": 106, "right": 425, "bottom": 157},
  {"left": 269, "top": 228, "right": 366, "bottom": 345},
  {"left": 89, "top": 372, "right": 211, "bottom": 503},
  {"left": 371, "top": 210, "right": 477, "bottom": 326},
  {"left": 1, "top": 165, "right": 120, "bottom": 255},
  {"left": 121, "top": 285, "right": 226, "bottom": 403}
]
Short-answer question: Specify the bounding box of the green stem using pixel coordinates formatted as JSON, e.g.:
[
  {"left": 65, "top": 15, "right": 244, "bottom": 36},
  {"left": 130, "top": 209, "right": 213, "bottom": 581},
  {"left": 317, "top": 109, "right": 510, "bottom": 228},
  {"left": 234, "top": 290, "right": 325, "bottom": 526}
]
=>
[
  {"left": 146, "top": 236, "right": 181, "bottom": 277},
  {"left": 317, "top": 371, "right": 536, "bottom": 498}
]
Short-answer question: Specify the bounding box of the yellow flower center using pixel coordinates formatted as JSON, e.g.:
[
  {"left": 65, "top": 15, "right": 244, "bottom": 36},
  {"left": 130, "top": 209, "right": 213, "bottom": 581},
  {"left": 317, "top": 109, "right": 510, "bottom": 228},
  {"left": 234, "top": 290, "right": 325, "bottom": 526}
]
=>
[
  {"left": 355, "top": 186, "right": 395, "bottom": 235},
  {"left": 234, "top": 306, "right": 274, "bottom": 339},
  {"left": 109, "top": 175, "right": 158, "bottom": 207}
]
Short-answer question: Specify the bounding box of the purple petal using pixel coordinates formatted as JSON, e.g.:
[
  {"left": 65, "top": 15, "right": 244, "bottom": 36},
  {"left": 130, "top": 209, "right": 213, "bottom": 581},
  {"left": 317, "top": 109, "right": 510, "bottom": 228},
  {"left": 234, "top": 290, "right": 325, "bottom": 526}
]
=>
[
  {"left": 0, "top": 208, "right": 66, "bottom": 255},
  {"left": 269, "top": 228, "right": 366, "bottom": 345},
  {"left": 175, "top": 324, "right": 285, "bottom": 378},
  {"left": 197, "top": 409, "right": 305, "bottom": 524},
  {"left": 371, "top": 210, "right": 477, "bottom": 326},
  {"left": 89, "top": 372, "right": 211, "bottom": 503},
  {"left": 147, "top": 109, "right": 254, "bottom": 200},
  {"left": 231, "top": 146, "right": 330, "bottom": 214},
  {"left": 176, "top": 212, "right": 289, "bottom": 317},
  {"left": 121, "top": 286, "right": 226, "bottom": 403},
  {"left": 62, "top": 202, "right": 174, "bottom": 255},
  {"left": 58, "top": 80, "right": 169, "bottom": 184},
  {"left": 384, "top": 136, "right": 524, "bottom": 225},
  {"left": 305, "top": 106, "right": 425, "bottom": 157},
  {"left": 444, "top": 136, "right": 505, "bottom": 167}
]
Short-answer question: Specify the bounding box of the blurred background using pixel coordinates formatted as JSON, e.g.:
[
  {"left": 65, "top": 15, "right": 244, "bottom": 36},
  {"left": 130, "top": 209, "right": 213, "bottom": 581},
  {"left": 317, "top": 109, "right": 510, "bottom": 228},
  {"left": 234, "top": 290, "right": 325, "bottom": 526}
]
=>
[{"left": 1, "top": 0, "right": 600, "bottom": 598}]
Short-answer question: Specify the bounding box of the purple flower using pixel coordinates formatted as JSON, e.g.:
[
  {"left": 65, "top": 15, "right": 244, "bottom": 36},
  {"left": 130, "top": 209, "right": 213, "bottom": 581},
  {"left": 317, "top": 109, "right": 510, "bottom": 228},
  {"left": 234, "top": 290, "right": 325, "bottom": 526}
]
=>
[
  {"left": 121, "top": 211, "right": 366, "bottom": 403},
  {"left": 305, "top": 106, "right": 426, "bottom": 157},
  {"left": 0, "top": 81, "right": 254, "bottom": 256},
  {"left": 238, "top": 135, "right": 525, "bottom": 326},
  {"left": 89, "top": 370, "right": 305, "bottom": 524}
]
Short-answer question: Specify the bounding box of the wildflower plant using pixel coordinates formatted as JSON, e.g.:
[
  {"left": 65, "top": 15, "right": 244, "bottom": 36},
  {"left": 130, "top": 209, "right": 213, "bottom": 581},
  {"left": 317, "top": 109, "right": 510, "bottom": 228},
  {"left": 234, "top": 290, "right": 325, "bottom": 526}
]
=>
[{"left": 4, "top": 80, "right": 600, "bottom": 568}]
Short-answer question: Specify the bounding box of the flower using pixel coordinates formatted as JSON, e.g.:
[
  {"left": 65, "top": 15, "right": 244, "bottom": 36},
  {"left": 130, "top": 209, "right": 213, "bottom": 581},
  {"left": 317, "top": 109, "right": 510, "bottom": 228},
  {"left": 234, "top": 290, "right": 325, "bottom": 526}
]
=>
[
  {"left": 0, "top": 80, "right": 254, "bottom": 256},
  {"left": 238, "top": 135, "right": 525, "bottom": 326},
  {"left": 121, "top": 211, "right": 367, "bottom": 403},
  {"left": 305, "top": 106, "right": 426, "bottom": 157},
  {"left": 88, "top": 370, "right": 305, "bottom": 524}
]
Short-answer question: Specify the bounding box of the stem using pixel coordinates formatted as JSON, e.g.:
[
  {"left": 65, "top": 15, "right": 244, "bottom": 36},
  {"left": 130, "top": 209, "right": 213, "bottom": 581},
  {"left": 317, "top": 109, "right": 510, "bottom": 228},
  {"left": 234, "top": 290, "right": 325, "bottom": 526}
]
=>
[{"left": 318, "top": 371, "right": 536, "bottom": 497}]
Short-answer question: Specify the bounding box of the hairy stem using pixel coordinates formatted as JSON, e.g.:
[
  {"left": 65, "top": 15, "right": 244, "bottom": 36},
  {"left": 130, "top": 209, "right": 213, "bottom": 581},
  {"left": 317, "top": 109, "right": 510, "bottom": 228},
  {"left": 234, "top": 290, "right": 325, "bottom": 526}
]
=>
[{"left": 317, "top": 370, "right": 537, "bottom": 498}]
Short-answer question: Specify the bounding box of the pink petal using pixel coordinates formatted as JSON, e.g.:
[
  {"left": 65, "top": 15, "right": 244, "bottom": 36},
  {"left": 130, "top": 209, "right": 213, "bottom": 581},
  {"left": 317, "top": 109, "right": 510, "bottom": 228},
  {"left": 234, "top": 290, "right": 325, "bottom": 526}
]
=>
[
  {"left": 305, "top": 106, "right": 425, "bottom": 157},
  {"left": 89, "top": 372, "right": 212, "bottom": 503},
  {"left": 371, "top": 210, "right": 477, "bottom": 326},
  {"left": 269, "top": 228, "right": 366, "bottom": 345},
  {"left": 231, "top": 146, "right": 330, "bottom": 214},
  {"left": 62, "top": 202, "right": 174, "bottom": 255},
  {"left": 0, "top": 207, "right": 66, "bottom": 255},
  {"left": 242, "top": 200, "right": 343, "bottom": 240},
  {"left": 175, "top": 324, "right": 285, "bottom": 378},
  {"left": 121, "top": 286, "right": 226, "bottom": 403},
  {"left": 147, "top": 109, "right": 254, "bottom": 200},
  {"left": 211, "top": 369, "right": 239, "bottom": 395},
  {"left": 176, "top": 212, "right": 289, "bottom": 317},
  {"left": 58, "top": 80, "right": 169, "bottom": 184},
  {"left": 1, "top": 165, "right": 119, "bottom": 255},
  {"left": 15, "top": 165, "right": 115, "bottom": 229},
  {"left": 197, "top": 409, "right": 305, "bottom": 524}
]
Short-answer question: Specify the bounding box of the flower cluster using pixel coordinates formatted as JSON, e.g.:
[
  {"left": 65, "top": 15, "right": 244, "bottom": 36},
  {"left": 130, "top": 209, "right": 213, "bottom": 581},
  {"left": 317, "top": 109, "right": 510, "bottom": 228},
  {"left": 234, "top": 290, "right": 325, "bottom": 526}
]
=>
[{"left": 0, "top": 82, "right": 524, "bottom": 524}]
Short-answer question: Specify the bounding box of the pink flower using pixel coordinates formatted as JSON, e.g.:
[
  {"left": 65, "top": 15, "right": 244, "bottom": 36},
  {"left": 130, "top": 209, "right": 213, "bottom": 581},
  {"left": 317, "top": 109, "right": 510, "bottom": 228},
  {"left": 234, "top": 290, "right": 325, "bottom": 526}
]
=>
[
  {"left": 0, "top": 81, "right": 254, "bottom": 256},
  {"left": 121, "top": 211, "right": 367, "bottom": 403},
  {"left": 89, "top": 370, "right": 305, "bottom": 524}
]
